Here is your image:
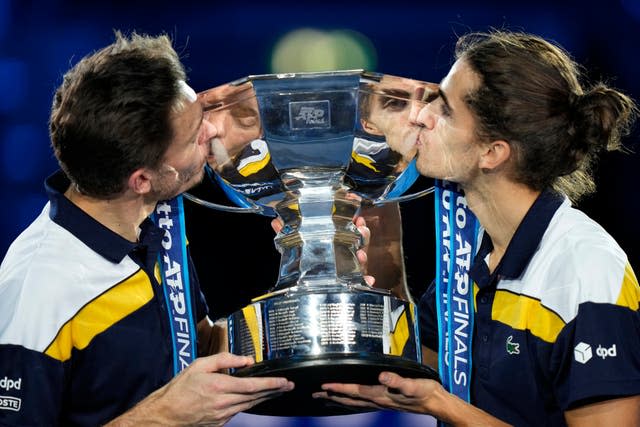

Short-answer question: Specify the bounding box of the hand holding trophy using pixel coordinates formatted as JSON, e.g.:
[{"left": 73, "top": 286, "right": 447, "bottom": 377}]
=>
[{"left": 185, "top": 70, "right": 439, "bottom": 416}]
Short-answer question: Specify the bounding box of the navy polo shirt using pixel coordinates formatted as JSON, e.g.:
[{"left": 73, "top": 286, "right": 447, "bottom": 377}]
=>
[
  {"left": 0, "top": 171, "right": 208, "bottom": 426},
  {"left": 420, "top": 189, "right": 640, "bottom": 426}
]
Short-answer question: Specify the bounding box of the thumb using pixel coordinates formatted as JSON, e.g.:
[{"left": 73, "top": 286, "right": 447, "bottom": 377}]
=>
[
  {"left": 379, "top": 371, "right": 406, "bottom": 389},
  {"left": 380, "top": 372, "right": 423, "bottom": 398}
]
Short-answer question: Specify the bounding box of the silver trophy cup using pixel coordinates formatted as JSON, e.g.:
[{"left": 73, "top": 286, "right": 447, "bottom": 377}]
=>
[{"left": 186, "top": 70, "right": 439, "bottom": 416}]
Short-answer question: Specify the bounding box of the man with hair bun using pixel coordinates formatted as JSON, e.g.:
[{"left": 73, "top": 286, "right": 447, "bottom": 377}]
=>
[{"left": 314, "top": 30, "right": 640, "bottom": 426}]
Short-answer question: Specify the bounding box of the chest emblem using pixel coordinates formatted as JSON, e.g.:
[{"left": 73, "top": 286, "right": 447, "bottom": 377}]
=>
[{"left": 506, "top": 335, "right": 520, "bottom": 355}]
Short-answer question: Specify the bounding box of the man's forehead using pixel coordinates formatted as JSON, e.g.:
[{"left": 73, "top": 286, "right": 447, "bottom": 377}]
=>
[{"left": 441, "top": 59, "right": 480, "bottom": 95}]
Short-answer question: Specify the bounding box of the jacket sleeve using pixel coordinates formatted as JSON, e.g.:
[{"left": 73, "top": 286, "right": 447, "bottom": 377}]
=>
[{"left": 0, "top": 344, "right": 65, "bottom": 425}]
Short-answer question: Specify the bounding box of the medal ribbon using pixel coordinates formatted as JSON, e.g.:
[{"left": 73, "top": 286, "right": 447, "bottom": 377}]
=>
[
  {"left": 434, "top": 179, "right": 478, "bottom": 411},
  {"left": 153, "top": 195, "right": 197, "bottom": 375}
]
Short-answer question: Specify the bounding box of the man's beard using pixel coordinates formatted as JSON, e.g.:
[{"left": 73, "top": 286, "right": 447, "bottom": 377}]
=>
[{"left": 151, "top": 163, "right": 205, "bottom": 201}]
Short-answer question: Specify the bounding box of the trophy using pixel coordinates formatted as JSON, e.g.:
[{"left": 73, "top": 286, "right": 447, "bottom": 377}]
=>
[{"left": 186, "top": 70, "right": 439, "bottom": 416}]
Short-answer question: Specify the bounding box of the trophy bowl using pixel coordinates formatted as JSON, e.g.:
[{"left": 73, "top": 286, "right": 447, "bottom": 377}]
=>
[{"left": 187, "top": 70, "right": 439, "bottom": 416}]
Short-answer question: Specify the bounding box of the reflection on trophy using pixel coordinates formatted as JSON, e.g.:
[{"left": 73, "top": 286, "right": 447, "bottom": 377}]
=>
[{"left": 186, "top": 70, "right": 439, "bottom": 416}]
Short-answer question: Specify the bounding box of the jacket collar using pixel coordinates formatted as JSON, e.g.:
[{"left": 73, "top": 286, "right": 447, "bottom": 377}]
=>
[
  {"left": 45, "top": 170, "right": 164, "bottom": 264},
  {"left": 470, "top": 188, "right": 565, "bottom": 289}
]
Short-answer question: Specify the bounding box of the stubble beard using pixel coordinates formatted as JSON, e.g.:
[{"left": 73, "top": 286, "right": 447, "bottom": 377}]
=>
[{"left": 152, "top": 163, "right": 205, "bottom": 201}]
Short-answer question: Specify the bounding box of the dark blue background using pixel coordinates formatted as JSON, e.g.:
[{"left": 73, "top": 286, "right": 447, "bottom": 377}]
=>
[{"left": 1, "top": 1, "right": 638, "bottom": 425}]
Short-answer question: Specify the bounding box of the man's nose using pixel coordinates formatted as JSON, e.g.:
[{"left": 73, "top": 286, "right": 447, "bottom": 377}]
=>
[
  {"left": 409, "top": 102, "right": 426, "bottom": 127},
  {"left": 198, "top": 118, "right": 219, "bottom": 147},
  {"left": 410, "top": 103, "right": 435, "bottom": 130}
]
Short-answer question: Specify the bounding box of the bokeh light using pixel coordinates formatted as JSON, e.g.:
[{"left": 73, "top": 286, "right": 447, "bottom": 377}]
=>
[{"left": 270, "top": 28, "right": 377, "bottom": 73}]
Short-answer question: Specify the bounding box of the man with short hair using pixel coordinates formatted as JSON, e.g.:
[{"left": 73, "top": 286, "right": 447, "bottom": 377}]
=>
[{"left": 0, "top": 31, "right": 293, "bottom": 426}]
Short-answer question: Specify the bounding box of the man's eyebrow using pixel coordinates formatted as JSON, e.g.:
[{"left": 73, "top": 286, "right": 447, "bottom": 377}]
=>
[
  {"left": 438, "top": 88, "right": 452, "bottom": 111},
  {"left": 377, "top": 88, "right": 411, "bottom": 99},
  {"left": 230, "top": 105, "right": 259, "bottom": 118}
]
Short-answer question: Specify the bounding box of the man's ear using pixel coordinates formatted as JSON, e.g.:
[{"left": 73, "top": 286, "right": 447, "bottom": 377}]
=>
[
  {"left": 361, "top": 118, "right": 384, "bottom": 136},
  {"left": 128, "top": 168, "right": 153, "bottom": 195},
  {"left": 479, "top": 139, "right": 511, "bottom": 171}
]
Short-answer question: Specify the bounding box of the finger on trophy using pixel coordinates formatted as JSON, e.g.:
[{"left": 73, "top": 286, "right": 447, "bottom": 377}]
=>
[
  {"left": 270, "top": 216, "right": 284, "bottom": 233},
  {"left": 354, "top": 215, "right": 370, "bottom": 247}
]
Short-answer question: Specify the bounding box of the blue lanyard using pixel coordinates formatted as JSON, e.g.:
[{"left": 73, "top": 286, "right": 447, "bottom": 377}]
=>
[
  {"left": 153, "top": 195, "right": 197, "bottom": 375},
  {"left": 434, "top": 180, "right": 478, "bottom": 407}
]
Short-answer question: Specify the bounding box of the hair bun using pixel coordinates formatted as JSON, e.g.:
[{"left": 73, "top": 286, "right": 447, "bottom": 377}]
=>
[{"left": 570, "top": 85, "right": 636, "bottom": 155}]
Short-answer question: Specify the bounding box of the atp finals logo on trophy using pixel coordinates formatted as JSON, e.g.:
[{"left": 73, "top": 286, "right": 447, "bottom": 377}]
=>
[
  {"left": 185, "top": 70, "right": 439, "bottom": 416},
  {"left": 290, "top": 100, "right": 330, "bottom": 129}
]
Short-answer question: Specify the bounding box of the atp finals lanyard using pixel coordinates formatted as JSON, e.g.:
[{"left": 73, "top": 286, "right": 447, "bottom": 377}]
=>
[
  {"left": 434, "top": 179, "right": 479, "bottom": 408},
  {"left": 153, "top": 195, "right": 197, "bottom": 375}
]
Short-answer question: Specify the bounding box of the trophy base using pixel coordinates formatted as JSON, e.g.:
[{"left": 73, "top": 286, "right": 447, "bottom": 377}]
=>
[{"left": 234, "top": 354, "right": 439, "bottom": 416}]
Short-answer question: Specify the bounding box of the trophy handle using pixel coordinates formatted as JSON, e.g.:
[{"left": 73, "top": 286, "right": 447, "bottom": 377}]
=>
[
  {"left": 183, "top": 167, "right": 277, "bottom": 215},
  {"left": 371, "top": 159, "right": 435, "bottom": 205},
  {"left": 182, "top": 191, "right": 264, "bottom": 214},
  {"left": 373, "top": 185, "right": 435, "bottom": 205}
]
